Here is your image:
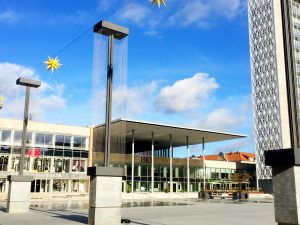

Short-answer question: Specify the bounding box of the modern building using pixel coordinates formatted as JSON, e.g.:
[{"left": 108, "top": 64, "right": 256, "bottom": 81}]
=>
[
  {"left": 248, "top": 0, "right": 300, "bottom": 191},
  {"left": 0, "top": 117, "right": 254, "bottom": 194},
  {"left": 0, "top": 118, "right": 90, "bottom": 193},
  {"left": 91, "top": 118, "right": 253, "bottom": 193}
]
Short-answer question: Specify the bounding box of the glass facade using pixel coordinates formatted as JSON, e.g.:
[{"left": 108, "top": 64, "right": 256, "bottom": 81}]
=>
[
  {"left": 0, "top": 128, "right": 89, "bottom": 193},
  {"left": 110, "top": 154, "right": 255, "bottom": 193}
]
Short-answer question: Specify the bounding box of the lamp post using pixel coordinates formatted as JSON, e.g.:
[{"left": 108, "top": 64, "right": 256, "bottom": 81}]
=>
[
  {"left": 87, "top": 20, "right": 129, "bottom": 225},
  {"left": 16, "top": 77, "right": 41, "bottom": 175},
  {"left": 6, "top": 77, "right": 40, "bottom": 214},
  {"left": 93, "top": 20, "right": 129, "bottom": 167}
]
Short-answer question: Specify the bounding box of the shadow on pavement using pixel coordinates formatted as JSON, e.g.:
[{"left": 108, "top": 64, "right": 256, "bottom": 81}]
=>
[{"left": 30, "top": 207, "right": 87, "bottom": 224}]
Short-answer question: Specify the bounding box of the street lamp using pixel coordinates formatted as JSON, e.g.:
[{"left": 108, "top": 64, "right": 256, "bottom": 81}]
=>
[
  {"left": 16, "top": 77, "right": 41, "bottom": 175},
  {"left": 93, "top": 20, "right": 129, "bottom": 167}
]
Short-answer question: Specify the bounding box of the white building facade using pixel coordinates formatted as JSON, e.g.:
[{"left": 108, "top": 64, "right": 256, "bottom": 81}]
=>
[{"left": 0, "top": 118, "right": 90, "bottom": 193}]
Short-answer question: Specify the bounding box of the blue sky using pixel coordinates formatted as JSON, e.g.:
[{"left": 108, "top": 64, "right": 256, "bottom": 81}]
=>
[{"left": 0, "top": 0, "right": 253, "bottom": 156}]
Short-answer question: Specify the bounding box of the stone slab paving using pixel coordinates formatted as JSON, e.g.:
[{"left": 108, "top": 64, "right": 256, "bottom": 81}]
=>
[{"left": 0, "top": 199, "right": 276, "bottom": 225}]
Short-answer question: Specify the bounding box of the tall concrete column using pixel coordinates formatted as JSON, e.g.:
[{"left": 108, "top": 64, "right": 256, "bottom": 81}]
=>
[
  {"left": 186, "top": 136, "right": 190, "bottom": 193},
  {"left": 151, "top": 132, "right": 154, "bottom": 194},
  {"left": 131, "top": 130, "right": 134, "bottom": 194},
  {"left": 169, "top": 134, "right": 173, "bottom": 193}
]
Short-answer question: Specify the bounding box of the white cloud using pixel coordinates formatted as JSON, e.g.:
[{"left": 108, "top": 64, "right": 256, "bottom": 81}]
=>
[
  {"left": 114, "top": 3, "right": 151, "bottom": 25},
  {"left": 189, "top": 95, "right": 252, "bottom": 132},
  {"left": 0, "top": 10, "right": 19, "bottom": 24},
  {"left": 97, "top": 0, "right": 119, "bottom": 11},
  {"left": 199, "top": 108, "right": 247, "bottom": 130},
  {"left": 209, "top": 0, "right": 241, "bottom": 20},
  {"left": 0, "top": 62, "right": 66, "bottom": 120},
  {"left": 155, "top": 73, "right": 218, "bottom": 113},
  {"left": 168, "top": 1, "right": 211, "bottom": 27}
]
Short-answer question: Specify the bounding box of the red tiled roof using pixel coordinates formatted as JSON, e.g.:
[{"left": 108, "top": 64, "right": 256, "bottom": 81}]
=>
[{"left": 197, "top": 151, "right": 255, "bottom": 162}]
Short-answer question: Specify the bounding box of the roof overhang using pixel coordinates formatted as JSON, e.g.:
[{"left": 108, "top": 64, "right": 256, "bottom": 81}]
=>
[{"left": 93, "top": 118, "right": 247, "bottom": 149}]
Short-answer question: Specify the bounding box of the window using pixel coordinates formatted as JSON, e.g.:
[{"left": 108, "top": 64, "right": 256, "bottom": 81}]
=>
[
  {"left": 35, "top": 133, "right": 45, "bottom": 145},
  {"left": 14, "top": 131, "right": 22, "bottom": 144},
  {"left": 64, "top": 136, "right": 71, "bottom": 147},
  {"left": 14, "top": 131, "right": 32, "bottom": 144},
  {"left": 45, "top": 134, "right": 53, "bottom": 146},
  {"left": 55, "top": 135, "right": 64, "bottom": 146},
  {"left": 1, "top": 130, "right": 11, "bottom": 143}
]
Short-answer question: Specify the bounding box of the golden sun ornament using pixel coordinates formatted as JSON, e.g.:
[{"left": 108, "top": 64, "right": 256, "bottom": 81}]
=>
[
  {"left": 152, "top": 0, "right": 166, "bottom": 8},
  {"left": 44, "top": 56, "right": 62, "bottom": 72}
]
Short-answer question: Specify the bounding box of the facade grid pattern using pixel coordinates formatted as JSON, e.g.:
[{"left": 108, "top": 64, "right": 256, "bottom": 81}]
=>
[{"left": 248, "top": 0, "right": 283, "bottom": 180}]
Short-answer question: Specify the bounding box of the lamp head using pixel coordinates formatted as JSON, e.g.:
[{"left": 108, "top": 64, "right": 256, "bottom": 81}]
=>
[
  {"left": 93, "top": 20, "right": 129, "bottom": 40},
  {"left": 16, "top": 77, "right": 41, "bottom": 88}
]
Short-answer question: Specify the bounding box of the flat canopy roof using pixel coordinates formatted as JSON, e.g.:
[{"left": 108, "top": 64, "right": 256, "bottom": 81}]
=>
[{"left": 93, "top": 118, "right": 247, "bottom": 149}]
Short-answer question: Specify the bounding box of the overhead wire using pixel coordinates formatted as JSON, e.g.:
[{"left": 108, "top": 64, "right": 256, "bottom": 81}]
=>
[{"left": 0, "top": 25, "right": 93, "bottom": 99}]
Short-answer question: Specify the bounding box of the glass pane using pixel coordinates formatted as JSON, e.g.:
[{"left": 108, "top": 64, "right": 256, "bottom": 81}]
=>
[
  {"left": 82, "top": 137, "right": 87, "bottom": 149},
  {"left": 45, "top": 134, "right": 53, "bottom": 146},
  {"left": 0, "top": 145, "right": 11, "bottom": 153},
  {"left": 73, "top": 136, "right": 81, "bottom": 148},
  {"left": 35, "top": 133, "right": 45, "bottom": 145},
  {"left": 26, "top": 132, "right": 32, "bottom": 144},
  {"left": 55, "top": 135, "right": 64, "bottom": 146},
  {"left": 64, "top": 149, "right": 72, "bottom": 157},
  {"left": 1, "top": 130, "right": 11, "bottom": 142},
  {"left": 81, "top": 151, "right": 88, "bottom": 158},
  {"left": 14, "top": 131, "right": 22, "bottom": 144},
  {"left": 64, "top": 136, "right": 71, "bottom": 147},
  {"left": 73, "top": 150, "right": 80, "bottom": 158},
  {"left": 54, "top": 149, "right": 63, "bottom": 156},
  {"left": 44, "top": 148, "right": 54, "bottom": 156}
]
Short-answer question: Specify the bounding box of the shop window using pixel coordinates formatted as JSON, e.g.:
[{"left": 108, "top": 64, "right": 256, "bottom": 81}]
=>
[
  {"left": 54, "top": 159, "right": 63, "bottom": 172},
  {"left": 0, "top": 156, "right": 8, "bottom": 171},
  {"left": 62, "top": 159, "right": 70, "bottom": 173},
  {"left": 72, "top": 160, "right": 85, "bottom": 172}
]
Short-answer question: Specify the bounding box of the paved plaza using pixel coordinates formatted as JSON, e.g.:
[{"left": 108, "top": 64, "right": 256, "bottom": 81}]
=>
[{"left": 0, "top": 198, "right": 276, "bottom": 225}]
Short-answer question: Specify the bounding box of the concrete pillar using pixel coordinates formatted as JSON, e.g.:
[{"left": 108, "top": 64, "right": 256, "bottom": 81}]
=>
[
  {"left": 68, "top": 180, "right": 72, "bottom": 192},
  {"left": 271, "top": 166, "right": 300, "bottom": 225},
  {"left": 169, "top": 134, "right": 173, "bottom": 193},
  {"left": 151, "top": 132, "right": 154, "bottom": 194},
  {"left": 4, "top": 179, "right": 9, "bottom": 193},
  {"left": 50, "top": 158, "right": 54, "bottom": 173},
  {"left": 187, "top": 136, "right": 190, "bottom": 193},
  {"left": 7, "top": 155, "right": 12, "bottom": 172},
  {"left": 88, "top": 167, "right": 123, "bottom": 225},
  {"left": 131, "top": 130, "right": 134, "bottom": 194},
  {"left": 6, "top": 175, "right": 33, "bottom": 213},
  {"left": 49, "top": 179, "right": 53, "bottom": 193}
]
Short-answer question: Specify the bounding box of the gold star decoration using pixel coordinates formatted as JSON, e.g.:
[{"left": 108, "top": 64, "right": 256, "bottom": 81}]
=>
[
  {"left": 152, "top": 0, "right": 166, "bottom": 8},
  {"left": 44, "top": 56, "right": 62, "bottom": 72}
]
